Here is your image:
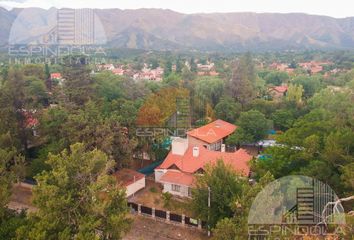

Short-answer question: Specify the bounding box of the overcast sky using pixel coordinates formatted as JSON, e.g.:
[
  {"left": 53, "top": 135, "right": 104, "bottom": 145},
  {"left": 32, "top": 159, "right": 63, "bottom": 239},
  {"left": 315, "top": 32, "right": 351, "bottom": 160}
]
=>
[{"left": 0, "top": 0, "right": 353, "bottom": 18}]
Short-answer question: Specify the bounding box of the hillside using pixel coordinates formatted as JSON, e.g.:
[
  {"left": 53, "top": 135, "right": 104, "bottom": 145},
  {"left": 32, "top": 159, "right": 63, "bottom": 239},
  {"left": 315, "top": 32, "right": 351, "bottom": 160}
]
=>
[{"left": 1, "top": 7, "right": 354, "bottom": 51}]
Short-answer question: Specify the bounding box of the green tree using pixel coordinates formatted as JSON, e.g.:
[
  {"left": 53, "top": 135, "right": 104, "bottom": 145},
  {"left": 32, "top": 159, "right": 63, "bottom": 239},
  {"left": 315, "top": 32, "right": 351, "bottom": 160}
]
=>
[
  {"left": 214, "top": 97, "right": 242, "bottom": 123},
  {"left": 191, "top": 161, "right": 246, "bottom": 228},
  {"left": 0, "top": 133, "right": 25, "bottom": 219},
  {"left": 62, "top": 56, "right": 95, "bottom": 106},
  {"left": 17, "top": 143, "right": 130, "bottom": 240},
  {"left": 227, "top": 110, "right": 272, "bottom": 145},
  {"left": 264, "top": 71, "right": 289, "bottom": 86},
  {"left": 286, "top": 84, "right": 304, "bottom": 105},
  {"left": 212, "top": 172, "right": 275, "bottom": 239},
  {"left": 228, "top": 53, "right": 257, "bottom": 107},
  {"left": 292, "top": 76, "right": 322, "bottom": 98},
  {"left": 272, "top": 109, "right": 295, "bottom": 131},
  {"left": 195, "top": 76, "right": 224, "bottom": 106}
]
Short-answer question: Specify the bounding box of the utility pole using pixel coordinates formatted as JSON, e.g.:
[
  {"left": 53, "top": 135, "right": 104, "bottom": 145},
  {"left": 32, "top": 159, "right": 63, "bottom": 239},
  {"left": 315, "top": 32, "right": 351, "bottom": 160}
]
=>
[{"left": 208, "top": 186, "right": 211, "bottom": 237}]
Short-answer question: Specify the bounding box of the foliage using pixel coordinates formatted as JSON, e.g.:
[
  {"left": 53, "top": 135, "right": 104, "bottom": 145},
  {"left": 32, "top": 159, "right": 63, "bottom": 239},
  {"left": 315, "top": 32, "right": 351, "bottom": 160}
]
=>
[
  {"left": 0, "top": 210, "right": 27, "bottom": 240},
  {"left": 254, "top": 87, "right": 354, "bottom": 196},
  {"left": 286, "top": 83, "right": 304, "bottom": 105},
  {"left": 227, "top": 53, "right": 257, "bottom": 107},
  {"left": 227, "top": 110, "right": 272, "bottom": 145},
  {"left": 272, "top": 109, "right": 295, "bottom": 131},
  {"left": 191, "top": 161, "right": 246, "bottom": 228},
  {"left": 292, "top": 75, "right": 322, "bottom": 98},
  {"left": 0, "top": 133, "right": 25, "bottom": 219},
  {"left": 162, "top": 192, "right": 172, "bottom": 207},
  {"left": 195, "top": 76, "right": 224, "bottom": 106},
  {"left": 16, "top": 143, "right": 130, "bottom": 240},
  {"left": 214, "top": 96, "right": 242, "bottom": 123},
  {"left": 264, "top": 71, "right": 289, "bottom": 86},
  {"left": 212, "top": 172, "right": 275, "bottom": 239},
  {"left": 136, "top": 87, "right": 189, "bottom": 126}
]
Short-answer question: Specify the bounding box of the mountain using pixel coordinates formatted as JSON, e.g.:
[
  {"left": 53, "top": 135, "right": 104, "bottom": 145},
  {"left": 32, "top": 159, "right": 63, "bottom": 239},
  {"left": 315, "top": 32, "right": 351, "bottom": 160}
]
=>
[{"left": 1, "top": 7, "right": 354, "bottom": 51}]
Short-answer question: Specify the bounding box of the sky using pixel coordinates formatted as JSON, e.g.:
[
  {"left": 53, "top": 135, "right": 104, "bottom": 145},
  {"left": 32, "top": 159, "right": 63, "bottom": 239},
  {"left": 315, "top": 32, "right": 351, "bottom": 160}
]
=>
[{"left": 0, "top": 0, "right": 353, "bottom": 18}]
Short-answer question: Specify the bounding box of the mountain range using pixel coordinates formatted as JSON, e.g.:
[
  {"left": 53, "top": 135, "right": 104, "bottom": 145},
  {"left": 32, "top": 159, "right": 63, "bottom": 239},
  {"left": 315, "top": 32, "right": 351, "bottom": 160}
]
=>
[{"left": 1, "top": 7, "right": 354, "bottom": 51}]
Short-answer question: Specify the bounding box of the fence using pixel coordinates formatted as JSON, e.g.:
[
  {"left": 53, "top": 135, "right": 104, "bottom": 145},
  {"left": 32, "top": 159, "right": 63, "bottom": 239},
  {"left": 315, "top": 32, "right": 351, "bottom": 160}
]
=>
[{"left": 128, "top": 202, "right": 205, "bottom": 230}]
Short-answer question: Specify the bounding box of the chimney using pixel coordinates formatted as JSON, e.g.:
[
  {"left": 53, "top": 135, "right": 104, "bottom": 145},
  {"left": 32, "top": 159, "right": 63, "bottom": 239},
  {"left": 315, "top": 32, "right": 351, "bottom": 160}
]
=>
[
  {"left": 193, "top": 147, "right": 199, "bottom": 157},
  {"left": 221, "top": 144, "right": 226, "bottom": 152},
  {"left": 171, "top": 137, "right": 188, "bottom": 156}
]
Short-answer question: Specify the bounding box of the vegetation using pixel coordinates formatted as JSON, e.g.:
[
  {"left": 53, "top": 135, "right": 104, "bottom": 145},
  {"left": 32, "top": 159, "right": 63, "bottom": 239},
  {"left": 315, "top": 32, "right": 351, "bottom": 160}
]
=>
[{"left": 0, "top": 49, "right": 353, "bottom": 239}]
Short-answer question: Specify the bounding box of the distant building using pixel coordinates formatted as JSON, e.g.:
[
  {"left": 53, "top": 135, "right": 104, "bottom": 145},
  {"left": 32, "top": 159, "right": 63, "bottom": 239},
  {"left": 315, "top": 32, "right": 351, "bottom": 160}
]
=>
[
  {"left": 133, "top": 66, "right": 164, "bottom": 82},
  {"left": 268, "top": 85, "right": 288, "bottom": 100},
  {"left": 112, "top": 68, "right": 125, "bottom": 76},
  {"left": 197, "top": 62, "right": 215, "bottom": 72}
]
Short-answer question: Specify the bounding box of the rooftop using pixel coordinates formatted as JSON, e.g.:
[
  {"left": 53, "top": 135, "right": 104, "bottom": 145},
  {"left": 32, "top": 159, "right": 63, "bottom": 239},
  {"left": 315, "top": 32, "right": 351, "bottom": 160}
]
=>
[
  {"left": 113, "top": 168, "right": 145, "bottom": 187},
  {"left": 159, "top": 171, "right": 195, "bottom": 186},
  {"left": 187, "top": 119, "right": 237, "bottom": 144},
  {"left": 157, "top": 145, "right": 252, "bottom": 176}
]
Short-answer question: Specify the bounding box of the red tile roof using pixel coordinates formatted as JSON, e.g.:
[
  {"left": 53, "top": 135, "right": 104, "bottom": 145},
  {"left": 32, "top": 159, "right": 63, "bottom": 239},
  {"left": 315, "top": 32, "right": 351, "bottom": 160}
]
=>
[
  {"left": 157, "top": 145, "right": 252, "bottom": 176},
  {"left": 187, "top": 119, "right": 237, "bottom": 144},
  {"left": 272, "top": 86, "right": 288, "bottom": 93},
  {"left": 113, "top": 169, "right": 145, "bottom": 187},
  {"left": 50, "top": 73, "right": 62, "bottom": 79},
  {"left": 159, "top": 171, "right": 195, "bottom": 186}
]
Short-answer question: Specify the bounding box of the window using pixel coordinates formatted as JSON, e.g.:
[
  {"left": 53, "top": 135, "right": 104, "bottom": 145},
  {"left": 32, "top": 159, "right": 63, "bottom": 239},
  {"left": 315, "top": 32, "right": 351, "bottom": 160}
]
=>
[
  {"left": 171, "top": 184, "right": 181, "bottom": 192},
  {"left": 188, "top": 187, "right": 192, "bottom": 197}
]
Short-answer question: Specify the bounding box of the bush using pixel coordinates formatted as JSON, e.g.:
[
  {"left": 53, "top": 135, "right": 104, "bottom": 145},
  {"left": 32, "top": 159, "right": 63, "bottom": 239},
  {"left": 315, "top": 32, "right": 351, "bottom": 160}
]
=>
[
  {"left": 149, "top": 187, "right": 157, "bottom": 193},
  {"left": 162, "top": 192, "right": 172, "bottom": 207}
]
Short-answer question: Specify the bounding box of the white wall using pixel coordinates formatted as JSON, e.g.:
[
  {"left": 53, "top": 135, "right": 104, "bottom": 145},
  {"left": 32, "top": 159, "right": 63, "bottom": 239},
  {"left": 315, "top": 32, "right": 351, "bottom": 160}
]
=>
[
  {"left": 126, "top": 177, "right": 145, "bottom": 197},
  {"left": 154, "top": 169, "right": 166, "bottom": 182},
  {"left": 162, "top": 182, "right": 191, "bottom": 198}
]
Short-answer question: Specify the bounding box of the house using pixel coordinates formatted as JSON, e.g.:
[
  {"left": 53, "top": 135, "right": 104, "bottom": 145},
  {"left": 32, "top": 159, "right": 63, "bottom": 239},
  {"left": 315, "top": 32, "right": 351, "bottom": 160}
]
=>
[
  {"left": 50, "top": 73, "right": 64, "bottom": 86},
  {"left": 155, "top": 137, "right": 253, "bottom": 198},
  {"left": 22, "top": 109, "right": 39, "bottom": 136},
  {"left": 50, "top": 73, "right": 62, "bottom": 80},
  {"left": 187, "top": 119, "right": 237, "bottom": 151},
  {"left": 112, "top": 68, "right": 125, "bottom": 76},
  {"left": 197, "top": 62, "right": 215, "bottom": 72},
  {"left": 268, "top": 85, "right": 288, "bottom": 100},
  {"left": 113, "top": 169, "right": 146, "bottom": 197},
  {"left": 133, "top": 66, "right": 164, "bottom": 82},
  {"left": 99, "top": 64, "right": 115, "bottom": 71}
]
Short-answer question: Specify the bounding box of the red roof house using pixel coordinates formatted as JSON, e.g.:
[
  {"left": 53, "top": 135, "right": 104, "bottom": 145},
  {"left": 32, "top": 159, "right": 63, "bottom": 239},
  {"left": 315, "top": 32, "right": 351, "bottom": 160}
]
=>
[
  {"left": 50, "top": 73, "right": 62, "bottom": 80},
  {"left": 187, "top": 119, "right": 237, "bottom": 151},
  {"left": 268, "top": 85, "right": 288, "bottom": 100},
  {"left": 155, "top": 136, "right": 252, "bottom": 197}
]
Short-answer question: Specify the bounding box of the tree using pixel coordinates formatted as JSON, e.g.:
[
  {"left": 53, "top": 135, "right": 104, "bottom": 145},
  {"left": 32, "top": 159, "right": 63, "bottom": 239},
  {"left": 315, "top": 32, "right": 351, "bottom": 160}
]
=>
[
  {"left": 62, "top": 56, "right": 95, "bottom": 106},
  {"left": 292, "top": 76, "right": 322, "bottom": 98},
  {"left": 65, "top": 102, "right": 135, "bottom": 168},
  {"left": 0, "top": 133, "right": 25, "bottom": 219},
  {"left": 94, "top": 72, "right": 125, "bottom": 102},
  {"left": 195, "top": 76, "right": 224, "bottom": 106},
  {"left": 227, "top": 110, "right": 272, "bottom": 145},
  {"left": 17, "top": 143, "right": 130, "bottom": 239},
  {"left": 272, "top": 109, "right": 295, "bottom": 131},
  {"left": 214, "top": 97, "right": 242, "bottom": 123},
  {"left": 191, "top": 161, "right": 246, "bottom": 228},
  {"left": 212, "top": 172, "right": 275, "bottom": 240},
  {"left": 264, "top": 71, "right": 289, "bottom": 86},
  {"left": 228, "top": 53, "right": 257, "bottom": 107},
  {"left": 286, "top": 84, "right": 304, "bottom": 105}
]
